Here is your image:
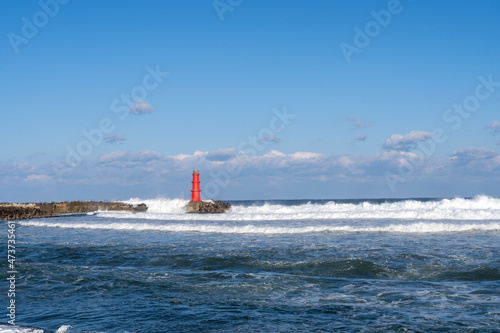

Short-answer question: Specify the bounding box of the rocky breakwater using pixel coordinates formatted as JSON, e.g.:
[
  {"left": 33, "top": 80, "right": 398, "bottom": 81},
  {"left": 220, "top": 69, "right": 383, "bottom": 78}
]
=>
[
  {"left": 0, "top": 201, "right": 148, "bottom": 220},
  {"left": 0, "top": 203, "right": 55, "bottom": 220},
  {"left": 185, "top": 200, "right": 231, "bottom": 214},
  {"left": 37, "top": 201, "right": 147, "bottom": 215}
]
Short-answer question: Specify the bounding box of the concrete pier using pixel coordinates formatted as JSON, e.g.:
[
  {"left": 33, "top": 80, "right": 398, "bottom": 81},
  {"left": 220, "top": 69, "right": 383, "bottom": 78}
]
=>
[{"left": 0, "top": 201, "right": 147, "bottom": 220}]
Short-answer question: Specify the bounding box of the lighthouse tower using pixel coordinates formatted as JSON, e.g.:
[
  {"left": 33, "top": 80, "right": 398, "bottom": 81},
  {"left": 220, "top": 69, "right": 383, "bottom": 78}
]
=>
[
  {"left": 185, "top": 170, "right": 231, "bottom": 213},
  {"left": 191, "top": 170, "right": 201, "bottom": 202}
]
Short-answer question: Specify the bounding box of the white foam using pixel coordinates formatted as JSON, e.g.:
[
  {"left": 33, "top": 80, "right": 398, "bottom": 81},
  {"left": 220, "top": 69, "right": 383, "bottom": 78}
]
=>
[
  {"left": 115, "top": 195, "right": 500, "bottom": 221},
  {"left": 19, "top": 196, "right": 500, "bottom": 234},
  {"left": 19, "top": 221, "right": 500, "bottom": 234},
  {"left": 124, "top": 197, "right": 189, "bottom": 214},
  {"left": 0, "top": 324, "right": 44, "bottom": 333},
  {"left": 55, "top": 326, "right": 71, "bottom": 333},
  {"left": 0, "top": 325, "right": 76, "bottom": 333}
]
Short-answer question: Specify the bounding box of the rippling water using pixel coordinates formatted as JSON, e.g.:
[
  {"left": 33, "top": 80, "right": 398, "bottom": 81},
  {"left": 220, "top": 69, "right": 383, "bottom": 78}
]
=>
[{"left": 2, "top": 196, "right": 500, "bottom": 332}]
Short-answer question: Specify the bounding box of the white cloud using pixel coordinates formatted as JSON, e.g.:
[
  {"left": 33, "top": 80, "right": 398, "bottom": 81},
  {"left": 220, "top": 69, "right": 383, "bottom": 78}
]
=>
[
  {"left": 97, "top": 150, "right": 129, "bottom": 163},
  {"left": 342, "top": 116, "right": 370, "bottom": 129},
  {"left": 206, "top": 148, "right": 237, "bottom": 161},
  {"left": 0, "top": 162, "right": 51, "bottom": 186},
  {"left": 486, "top": 120, "right": 500, "bottom": 135},
  {"left": 97, "top": 150, "right": 163, "bottom": 166},
  {"left": 352, "top": 121, "right": 369, "bottom": 129},
  {"left": 0, "top": 162, "right": 35, "bottom": 178},
  {"left": 383, "top": 131, "right": 433, "bottom": 151},
  {"left": 353, "top": 135, "right": 367, "bottom": 141},
  {"left": 129, "top": 100, "right": 154, "bottom": 115},
  {"left": 104, "top": 134, "right": 126, "bottom": 144},
  {"left": 3, "top": 145, "right": 500, "bottom": 201},
  {"left": 448, "top": 147, "right": 500, "bottom": 171},
  {"left": 290, "top": 152, "right": 322, "bottom": 160},
  {"left": 259, "top": 135, "right": 281, "bottom": 143},
  {"left": 265, "top": 150, "right": 286, "bottom": 157},
  {"left": 25, "top": 174, "right": 52, "bottom": 182},
  {"left": 28, "top": 151, "right": 47, "bottom": 159}
]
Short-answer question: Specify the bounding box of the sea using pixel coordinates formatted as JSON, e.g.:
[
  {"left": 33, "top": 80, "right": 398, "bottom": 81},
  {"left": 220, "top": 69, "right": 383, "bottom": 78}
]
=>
[{"left": 1, "top": 196, "right": 500, "bottom": 333}]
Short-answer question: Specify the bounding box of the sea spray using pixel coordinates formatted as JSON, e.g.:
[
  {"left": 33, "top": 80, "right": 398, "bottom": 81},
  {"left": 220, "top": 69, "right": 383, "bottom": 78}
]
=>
[{"left": 109, "top": 195, "right": 500, "bottom": 221}]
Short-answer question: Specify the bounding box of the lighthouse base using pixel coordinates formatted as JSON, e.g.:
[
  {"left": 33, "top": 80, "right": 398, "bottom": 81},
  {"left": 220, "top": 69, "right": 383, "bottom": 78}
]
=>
[{"left": 185, "top": 200, "right": 231, "bottom": 214}]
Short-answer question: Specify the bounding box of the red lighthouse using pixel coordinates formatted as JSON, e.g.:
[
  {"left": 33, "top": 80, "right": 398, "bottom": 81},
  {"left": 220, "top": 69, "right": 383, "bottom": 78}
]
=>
[
  {"left": 191, "top": 170, "right": 201, "bottom": 202},
  {"left": 185, "top": 170, "right": 231, "bottom": 213}
]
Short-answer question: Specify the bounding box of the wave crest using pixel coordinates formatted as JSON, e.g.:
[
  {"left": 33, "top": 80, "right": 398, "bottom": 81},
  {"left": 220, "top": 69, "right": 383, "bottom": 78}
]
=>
[
  {"left": 117, "top": 195, "right": 500, "bottom": 221},
  {"left": 19, "top": 221, "right": 500, "bottom": 234}
]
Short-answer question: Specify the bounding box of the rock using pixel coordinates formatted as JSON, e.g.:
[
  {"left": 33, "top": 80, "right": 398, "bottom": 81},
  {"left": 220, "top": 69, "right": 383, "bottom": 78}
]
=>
[
  {"left": 185, "top": 200, "right": 231, "bottom": 214},
  {"left": 0, "top": 203, "right": 55, "bottom": 220},
  {"left": 132, "top": 203, "right": 148, "bottom": 212}
]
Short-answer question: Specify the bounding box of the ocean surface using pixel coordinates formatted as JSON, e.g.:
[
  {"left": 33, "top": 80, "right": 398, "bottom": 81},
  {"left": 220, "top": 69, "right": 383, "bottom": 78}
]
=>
[{"left": 2, "top": 196, "right": 500, "bottom": 332}]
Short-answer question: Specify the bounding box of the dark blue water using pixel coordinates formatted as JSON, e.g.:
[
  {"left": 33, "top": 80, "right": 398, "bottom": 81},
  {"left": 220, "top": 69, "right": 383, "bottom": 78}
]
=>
[{"left": 2, "top": 197, "right": 500, "bottom": 332}]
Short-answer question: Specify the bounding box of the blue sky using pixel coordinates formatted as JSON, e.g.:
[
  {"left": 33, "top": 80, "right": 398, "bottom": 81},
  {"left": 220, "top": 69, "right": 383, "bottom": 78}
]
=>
[{"left": 1, "top": 0, "right": 499, "bottom": 202}]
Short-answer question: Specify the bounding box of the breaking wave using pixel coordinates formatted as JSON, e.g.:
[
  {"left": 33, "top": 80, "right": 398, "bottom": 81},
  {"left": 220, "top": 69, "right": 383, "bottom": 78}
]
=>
[
  {"left": 0, "top": 324, "right": 72, "bottom": 333},
  {"left": 19, "top": 221, "right": 500, "bottom": 234},
  {"left": 117, "top": 195, "right": 500, "bottom": 221},
  {"left": 18, "top": 196, "right": 500, "bottom": 234}
]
